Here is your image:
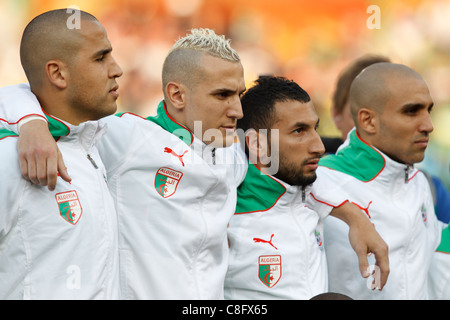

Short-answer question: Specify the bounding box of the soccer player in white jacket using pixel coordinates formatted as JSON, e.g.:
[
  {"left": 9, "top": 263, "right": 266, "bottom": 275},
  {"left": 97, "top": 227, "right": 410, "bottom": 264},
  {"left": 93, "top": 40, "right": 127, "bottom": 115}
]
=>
[
  {"left": 0, "top": 28, "right": 389, "bottom": 299},
  {"left": 319, "top": 63, "right": 441, "bottom": 299},
  {"left": 225, "top": 76, "right": 388, "bottom": 300},
  {"left": 0, "top": 10, "right": 123, "bottom": 299}
]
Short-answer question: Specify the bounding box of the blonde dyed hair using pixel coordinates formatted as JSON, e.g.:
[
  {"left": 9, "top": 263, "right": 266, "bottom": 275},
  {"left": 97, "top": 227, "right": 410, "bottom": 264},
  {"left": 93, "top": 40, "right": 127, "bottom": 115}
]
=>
[
  {"left": 168, "top": 28, "right": 240, "bottom": 62},
  {"left": 162, "top": 28, "right": 240, "bottom": 94}
]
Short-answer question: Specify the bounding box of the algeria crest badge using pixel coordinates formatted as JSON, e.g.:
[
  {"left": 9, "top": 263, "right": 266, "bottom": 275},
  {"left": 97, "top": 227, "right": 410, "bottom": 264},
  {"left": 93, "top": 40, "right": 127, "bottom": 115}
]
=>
[
  {"left": 258, "top": 255, "right": 282, "bottom": 288},
  {"left": 155, "top": 167, "right": 183, "bottom": 198},
  {"left": 55, "top": 190, "right": 83, "bottom": 225}
]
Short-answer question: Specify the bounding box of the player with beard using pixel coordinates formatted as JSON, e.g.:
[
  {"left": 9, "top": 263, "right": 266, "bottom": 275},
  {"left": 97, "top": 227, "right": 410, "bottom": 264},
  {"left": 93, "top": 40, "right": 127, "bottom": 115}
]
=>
[{"left": 224, "top": 76, "right": 388, "bottom": 299}]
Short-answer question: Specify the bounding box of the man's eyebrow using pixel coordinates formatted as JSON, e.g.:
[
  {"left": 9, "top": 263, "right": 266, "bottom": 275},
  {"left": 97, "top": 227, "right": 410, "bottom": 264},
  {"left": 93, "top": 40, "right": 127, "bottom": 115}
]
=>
[
  {"left": 400, "top": 102, "right": 433, "bottom": 112},
  {"left": 292, "top": 118, "right": 320, "bottom": 129},
  {"left": 92, "top": 47, "right": 112, "bottom": 58},
  {"left": 211, "top": 87, "right": 246, "bottom": 94}
]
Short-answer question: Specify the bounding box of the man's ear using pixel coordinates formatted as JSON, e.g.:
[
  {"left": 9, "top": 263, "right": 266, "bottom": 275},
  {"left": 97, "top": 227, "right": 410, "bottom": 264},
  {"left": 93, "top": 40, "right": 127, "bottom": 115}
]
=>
[
  {"left": 357, "top": 108, "right": 377, "bottom": 134},
  {"left": 246, "top": 129, "right": 269, "bottom": 164},
  {"left": 165, "top": 82, "right": 187, "bottom": 111},
  {"left": 45, "top": 60, "right": 68, "bottom": 89}
]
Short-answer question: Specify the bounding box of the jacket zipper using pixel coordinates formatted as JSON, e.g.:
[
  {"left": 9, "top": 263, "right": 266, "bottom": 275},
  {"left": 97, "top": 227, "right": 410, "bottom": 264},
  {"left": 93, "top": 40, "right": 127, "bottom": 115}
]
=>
[
  {"left": 87, "top": 154, "right": 98, "bottom": 169},
  {"left": 212, "top": 148, "right": 216, "bottom": 165},
  {"left": 302, "top": 186, "right": 306, "bottom": 202}
]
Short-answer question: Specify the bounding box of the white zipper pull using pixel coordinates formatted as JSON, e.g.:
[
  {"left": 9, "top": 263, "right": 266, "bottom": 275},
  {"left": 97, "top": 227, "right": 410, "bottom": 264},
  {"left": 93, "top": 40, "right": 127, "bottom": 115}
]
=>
[
  {"left": 212, "top": 148, "right": 216, "bottom": 165},
  {"left": 87, "top": 154, "right": 98, "bottom": 169}
]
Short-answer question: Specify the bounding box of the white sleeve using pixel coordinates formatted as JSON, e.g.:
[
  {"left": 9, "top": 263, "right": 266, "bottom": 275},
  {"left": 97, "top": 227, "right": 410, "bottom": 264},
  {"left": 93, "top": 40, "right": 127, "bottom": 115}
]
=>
[
  {"left": 0, "top": 139, "right": 24, "bottom": 238},
  {"left": 0, "top": 83, "right": 46, "bottom": 133},
  {"left": 307, "top": 168, "right": 350, "bottom": 219}
]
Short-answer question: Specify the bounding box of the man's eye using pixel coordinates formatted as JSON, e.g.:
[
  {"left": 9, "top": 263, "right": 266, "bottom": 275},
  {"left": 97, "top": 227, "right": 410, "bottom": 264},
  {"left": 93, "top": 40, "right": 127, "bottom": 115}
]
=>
[
  {"left": 96, "top": 56, "right": 105, "bottom": 62},
  {"left": 216, "top": 92, "right": 230, "bottom": 99},
  {"left": 404, "top": 108, "right": 418, "bottom": 115}
]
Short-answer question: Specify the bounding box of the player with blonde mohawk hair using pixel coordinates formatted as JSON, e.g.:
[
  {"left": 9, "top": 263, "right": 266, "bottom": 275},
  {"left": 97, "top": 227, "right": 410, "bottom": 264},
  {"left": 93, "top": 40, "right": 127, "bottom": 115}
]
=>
[{"left": 0, "top": 27, "right": 247, "bottom": 299}]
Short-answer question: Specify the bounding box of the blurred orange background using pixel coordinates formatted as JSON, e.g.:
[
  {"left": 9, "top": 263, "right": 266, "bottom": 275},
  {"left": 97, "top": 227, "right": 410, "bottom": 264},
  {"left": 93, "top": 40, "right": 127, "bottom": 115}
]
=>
[{"left": 0, "top": 0, "right": 448, "bottom": 187}]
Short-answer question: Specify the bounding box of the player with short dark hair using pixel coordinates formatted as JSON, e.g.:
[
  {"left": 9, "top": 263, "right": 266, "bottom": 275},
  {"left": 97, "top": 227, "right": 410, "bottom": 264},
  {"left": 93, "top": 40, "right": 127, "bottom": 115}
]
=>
[{"left": 0, "top": 9, "right": 122, "bottom": 299}]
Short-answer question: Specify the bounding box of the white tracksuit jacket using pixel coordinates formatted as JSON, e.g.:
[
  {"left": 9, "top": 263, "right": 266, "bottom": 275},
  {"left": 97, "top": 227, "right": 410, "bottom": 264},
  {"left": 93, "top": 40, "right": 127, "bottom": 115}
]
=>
[
  {"left": 0, "top": 115, "right": 120, "bottom": 299},
  {"left": 98, "top": 109, "right": 248, "bottom": 299},
  {"left": 224, "top": 163, "right": 350, "bottom": 300},
  {"left": 0, "top": 84, "right": 247, "bottom": 299},
  {"left": 318, "top": 129, "right": 441, "bottom": 300}
]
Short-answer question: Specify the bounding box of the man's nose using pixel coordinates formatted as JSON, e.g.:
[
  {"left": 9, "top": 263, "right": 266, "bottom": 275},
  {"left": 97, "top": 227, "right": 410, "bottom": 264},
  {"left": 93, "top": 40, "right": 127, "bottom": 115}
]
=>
[
  {"left": 228, "top": 96, "right": 243, "bottom": 120},
  {"left": 419, "top": 112, "right": 434, "bottom": 134},
  {"left": 109, "top": 56, "right": 123, "bottom": 79},
  {"left": 311, "top": 131, "right": 325, "bottom": 155}
]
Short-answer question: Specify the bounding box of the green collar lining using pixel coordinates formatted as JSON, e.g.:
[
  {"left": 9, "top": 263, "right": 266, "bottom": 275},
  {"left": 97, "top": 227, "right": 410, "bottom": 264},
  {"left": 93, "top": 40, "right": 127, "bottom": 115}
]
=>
[
  {"left": 46, "top": 114, "right": 70, "bottom": 139},
  {"left": 235, "top": 162, "right": 286, "bottom": 214},
  {"left": 318, "top": 130, "right": 385, "bottom": 182}
]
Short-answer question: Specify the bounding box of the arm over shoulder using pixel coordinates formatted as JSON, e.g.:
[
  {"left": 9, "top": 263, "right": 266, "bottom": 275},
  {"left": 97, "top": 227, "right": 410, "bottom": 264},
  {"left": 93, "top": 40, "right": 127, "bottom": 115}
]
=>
[{"left": 0, "top": 83, "right": 46, "bottom": 133}]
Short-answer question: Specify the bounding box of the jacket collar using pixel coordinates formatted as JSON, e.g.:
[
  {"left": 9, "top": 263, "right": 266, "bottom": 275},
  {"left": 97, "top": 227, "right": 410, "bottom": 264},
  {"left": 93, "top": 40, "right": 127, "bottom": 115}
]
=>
[
  {"left": 146, "top": 100, "right": 194, "bottom": 146},
  {"left": 0, "top": 112, "right": 103, "bottom": 144},
  {"left": 45, "top": 112, "right": 106, "bottom": 152},
  {"left": 235, "top": 162, "right": 311, "bottom": 214},
  {"left": 145, "top": 100, "right": 219, "bottom": 162},
  {"left": 319, "top": 128, "right": 416, "bottom": 184}
]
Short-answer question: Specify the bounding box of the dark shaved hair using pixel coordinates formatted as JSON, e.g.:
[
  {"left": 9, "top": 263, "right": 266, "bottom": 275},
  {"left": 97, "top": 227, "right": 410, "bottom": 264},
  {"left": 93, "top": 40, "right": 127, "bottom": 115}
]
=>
[
  {"left": 20, "top": 9, "right": 99, "bottom": 89},
  {"left": 349, "top": 62, "right": 425, "bottom": 125},
  {"left": 238, "top": 75, "right": 311, "bottom": 132}
]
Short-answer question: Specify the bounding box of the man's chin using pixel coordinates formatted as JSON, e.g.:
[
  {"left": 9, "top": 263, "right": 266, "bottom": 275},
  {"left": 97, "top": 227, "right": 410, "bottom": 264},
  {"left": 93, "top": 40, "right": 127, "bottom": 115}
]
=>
[
  {"left": 300, "top": 173, "right": 317, "bottom": 187},
  {"left": 274, "top": 171, "right": 317, "bottom": 187}
]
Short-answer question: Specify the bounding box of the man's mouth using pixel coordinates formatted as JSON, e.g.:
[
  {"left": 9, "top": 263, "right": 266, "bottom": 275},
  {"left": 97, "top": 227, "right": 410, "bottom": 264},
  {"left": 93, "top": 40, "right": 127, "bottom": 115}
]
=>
[
  {"left": 221, "top": 125, "right": 236, "bottom": 134},
  {"left": 304, "top": 158, "right": 320, "bottom": 170},
  {"left": 109, "top": 84, "right": 119, "bottom": 98},
  {"left": 414, "top": 138, "right": 429, "bottom": 148}
]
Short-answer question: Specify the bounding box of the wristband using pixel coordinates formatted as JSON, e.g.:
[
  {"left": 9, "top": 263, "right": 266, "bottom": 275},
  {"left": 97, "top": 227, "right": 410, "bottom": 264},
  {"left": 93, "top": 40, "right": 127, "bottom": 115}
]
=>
[{"left": 18, "top": 116, "right": 48, "bottom": 133}]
